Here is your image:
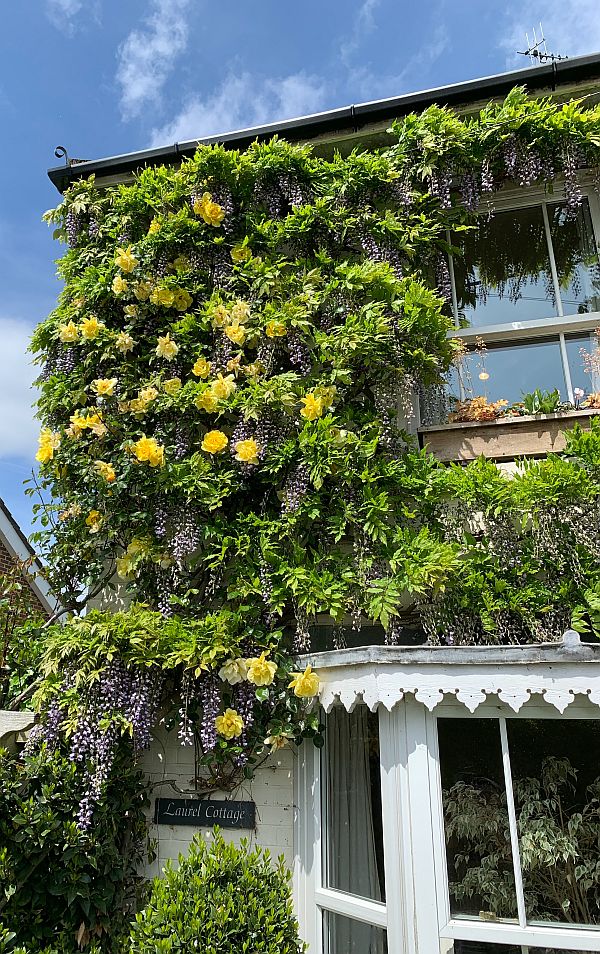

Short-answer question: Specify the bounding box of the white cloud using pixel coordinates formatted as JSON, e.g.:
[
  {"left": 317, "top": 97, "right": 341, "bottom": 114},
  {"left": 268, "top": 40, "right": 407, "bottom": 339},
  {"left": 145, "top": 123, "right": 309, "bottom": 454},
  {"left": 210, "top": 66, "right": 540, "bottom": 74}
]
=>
[
  {"left": 0, "top": 319, "right": 38, "bottom": 461},
  {"left": 117, "top": 0, "right": 192, "bottom": 120},
  {"left": 150, "top": 71, "right": 328, "bottom": 146},
  {"left": 340, "top": 0, "right": 381, "bottom": 66},
  {"left": 46, "top": 0, "right": 96, "bottom": 35},
  {"left": 501, "top": 0, "right": 600, "bottom": 64}
]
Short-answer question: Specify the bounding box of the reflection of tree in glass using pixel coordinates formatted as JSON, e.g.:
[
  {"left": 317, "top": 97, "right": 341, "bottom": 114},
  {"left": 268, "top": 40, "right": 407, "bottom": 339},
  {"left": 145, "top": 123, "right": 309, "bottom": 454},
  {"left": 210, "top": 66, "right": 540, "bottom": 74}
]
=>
[{"left": 444, "top": 757, "right": 600, "bottom": 925}]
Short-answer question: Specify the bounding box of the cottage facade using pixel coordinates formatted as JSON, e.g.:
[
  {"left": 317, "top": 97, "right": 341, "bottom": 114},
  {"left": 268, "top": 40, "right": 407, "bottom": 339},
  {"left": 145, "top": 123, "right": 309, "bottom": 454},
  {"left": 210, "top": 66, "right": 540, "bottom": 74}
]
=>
[{"left": 48, "top": 53, "right": 600, "bottom": 954}]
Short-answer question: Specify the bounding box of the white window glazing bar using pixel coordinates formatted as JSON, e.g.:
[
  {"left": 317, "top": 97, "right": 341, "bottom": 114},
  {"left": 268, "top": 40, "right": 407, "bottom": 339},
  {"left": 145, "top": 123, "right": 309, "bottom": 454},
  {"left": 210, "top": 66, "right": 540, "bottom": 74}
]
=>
[
  {"left": 379, "top": 705, "right": 408, "bottom": 954},
  {"left": 559, "top": 330, "right": 575, "bottom": 403},
  {"left": 499, "top": 716, "right": 527, "bottom": 930},
  {"left": 314, "top": 887, "right": 387, "bottom": 929},
  {"left": 541, "top": 200, "right": 564, "bottom": 318},
  {"left": 314, "top": 739, "right": 324, "bottom": 954}
]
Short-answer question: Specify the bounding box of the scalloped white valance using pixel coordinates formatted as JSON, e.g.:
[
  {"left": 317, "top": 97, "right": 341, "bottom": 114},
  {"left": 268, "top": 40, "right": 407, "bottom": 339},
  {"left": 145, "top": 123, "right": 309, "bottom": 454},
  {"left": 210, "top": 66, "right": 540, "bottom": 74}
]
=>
[{"left": 300, "top": 633, "right": 600, "bottom": 714}]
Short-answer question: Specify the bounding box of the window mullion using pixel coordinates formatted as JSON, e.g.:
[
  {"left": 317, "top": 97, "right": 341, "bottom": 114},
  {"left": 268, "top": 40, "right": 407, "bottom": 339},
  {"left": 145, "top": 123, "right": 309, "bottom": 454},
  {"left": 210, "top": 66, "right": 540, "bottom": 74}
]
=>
[
  {"left": 559, "top": 331, "right": 575, "bottom": 403},
  {"left": 499, "top": 716, "right": 528, "bottom": 929},
  {"left": 379, "top": 705, "right": 407, "bottom": 954},
  {"left": 445, "top": 228, "right": 460, "bottom": 328},
  {"left": 542, "top": 201, "right": 564, "bottom": 317}
]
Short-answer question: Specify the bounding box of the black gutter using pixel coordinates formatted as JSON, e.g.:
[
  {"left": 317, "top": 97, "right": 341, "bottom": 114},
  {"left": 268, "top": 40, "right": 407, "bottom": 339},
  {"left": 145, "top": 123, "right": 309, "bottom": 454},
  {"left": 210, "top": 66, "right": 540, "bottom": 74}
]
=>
[{"left": 48, "top": 51, "right": 600, "bottom": 193}]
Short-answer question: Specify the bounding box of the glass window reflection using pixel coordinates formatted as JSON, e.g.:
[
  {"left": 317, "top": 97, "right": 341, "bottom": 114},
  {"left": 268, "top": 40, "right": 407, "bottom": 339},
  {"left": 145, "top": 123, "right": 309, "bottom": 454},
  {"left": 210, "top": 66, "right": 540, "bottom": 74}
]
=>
[
  {"left": 549, "top": 200, "right": 600, "bottom": 316},
  {"left": 451, "top": 338, "right": 566, "bottom": 406}
]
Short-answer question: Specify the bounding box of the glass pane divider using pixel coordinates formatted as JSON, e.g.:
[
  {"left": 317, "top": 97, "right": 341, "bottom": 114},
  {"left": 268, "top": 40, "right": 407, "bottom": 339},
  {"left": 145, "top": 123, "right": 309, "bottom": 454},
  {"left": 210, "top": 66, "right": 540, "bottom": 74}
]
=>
[
  {"left": 499, "top": 717, "right": 527, "bottom": 930},
  {"left": 559, "top": 330, "right": 575, "bottom": 403},
  {"left": 542, "top": 201, "right": 565, "bottom": 318},
  {"left": 314, "top": 886, "right": 388, "bottom": 929}
]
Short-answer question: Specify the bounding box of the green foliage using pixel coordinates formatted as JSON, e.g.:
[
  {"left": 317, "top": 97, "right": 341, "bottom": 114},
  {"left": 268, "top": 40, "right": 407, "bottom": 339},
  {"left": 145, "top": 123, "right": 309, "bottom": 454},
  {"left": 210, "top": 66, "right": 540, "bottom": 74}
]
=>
[
  {"left": 129, "top": 831, "right": 305, "bottom": 954},
  {"left": 521, "top": 388, "right": 561, "bottom": 415},
  {"left": 0, "top": 745, "right": 150, "bottom": 952},
  {"left": 0, "top": 560, "right": 47, "bottom": 709},
  {"left": 444, "top": 757, "right": 600, "bottom": 924}
]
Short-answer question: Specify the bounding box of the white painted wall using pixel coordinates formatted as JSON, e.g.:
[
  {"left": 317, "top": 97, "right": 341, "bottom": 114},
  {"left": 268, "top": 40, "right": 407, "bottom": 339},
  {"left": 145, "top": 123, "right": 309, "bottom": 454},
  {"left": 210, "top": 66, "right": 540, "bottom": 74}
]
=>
[{"left": 140, "top": 725, "right": 296, "bottom": 879}]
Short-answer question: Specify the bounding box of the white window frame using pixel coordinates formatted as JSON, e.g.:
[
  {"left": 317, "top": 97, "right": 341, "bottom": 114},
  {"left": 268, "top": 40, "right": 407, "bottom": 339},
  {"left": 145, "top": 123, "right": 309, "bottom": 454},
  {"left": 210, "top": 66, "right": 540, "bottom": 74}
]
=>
[
  {"left": 446, "top": 180, "right": 600, "bottom": 405},
  {"left": 295, "top": 688, "right": 600, "bottom": 953}
]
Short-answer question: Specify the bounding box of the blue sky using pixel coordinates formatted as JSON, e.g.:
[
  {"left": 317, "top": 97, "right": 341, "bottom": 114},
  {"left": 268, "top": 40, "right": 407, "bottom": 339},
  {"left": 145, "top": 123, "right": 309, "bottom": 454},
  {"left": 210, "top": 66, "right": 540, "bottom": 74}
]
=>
[{"left": 1, "top": 0, "right": 599, "bottom": 538}]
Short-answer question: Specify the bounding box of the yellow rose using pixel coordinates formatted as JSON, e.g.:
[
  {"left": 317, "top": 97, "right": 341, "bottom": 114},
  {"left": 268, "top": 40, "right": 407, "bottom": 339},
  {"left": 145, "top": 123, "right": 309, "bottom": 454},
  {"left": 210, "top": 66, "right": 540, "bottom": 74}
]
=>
[
  {"left": 94, "top": 460, "right": 116, "bottom": 482},
  {"left": 173, "top": 288, "right": 193, "bottom": 311},
  {"left": 85, "top": 413, "right": 107, "bottom": 437},
  {"left": 36, "top": 429, "right": 60, "bottom": 464},
  {"left": 194, "top": 192, "right": 225, "bottom": 227},
  {"left": 288, "top": 664, "right": 320, "bottom": 698},
  {"left": 112, "top": 275, "right": 129, "bottom": 295},
  {"left": 123, "top": 304, "right": 139, "bottom": 318},
  {"left": 147, "top": 219, "right": 161, "bottom": 234},
  {"left": 195, "top": 391, "right": 219, "bottom": 413},
  {"left": 86, "top": 510, "right": 104, "bottom": 534},
  {"left": 231, "top": 244, "right": 251, "bottom": 263},
  {"left": 163, "top": 377, "right": 182, "bottom": 396},
  {"left": 246, "top": 652, "right": 277, "bottom": 687},
  {"left": 226, "top": 355, "right": 242, "bottom": 376},
  {"left": 115, "top": 246, "right": 137, "bottom": 273},
  {"left": 192, "top": 357, "right": 212, "bottom": 379},
  {"left": 264, "top": 731, "right": 294, "bottom": 752},
  {"left": 224, "top": 321, "right": 246, "bottom": 345},
  {"left": 116, "top": 331, "right": 135, "bottom": 354},
  {"left": 66, "top": 412, "right": 87, "bottom": 439},
  {"left": 210, "top": 373, "right": 236, "bottom": 400},
  {"left": 80, "top": 316, "right": 104, "bottom": 340},
  {"left": 138, "top": 386, "right": 159, "bottom": 405},
  {"left": 201, "top": 430, "right": 228, "bottom": 454},
  {"left": 150, "top": 287, "right": 175, "bottom": 307},
  {"left": 230, "top": 300, "right": 250, "bottom": 324},
  {"left": 58, "top": 321, "right": 79, "bottom": 343},
  {"left": 134, "top": 280, "right": 152, "bottom": 301},
  {"left": 243, "top": 362, "right": 263, "bottom": 379},
  {"left": 218, "top": 658, "right": 248, "bottom": 685},
  {"left": 265, "top": 319, "right": 287, "bottom": 338},
  {"left": 211, "top": 304, "right": 229, "bottom": 328},
  {"left": 156, "top": 335, "right": 179, "bottom": 360},
  {"left": 315, "top": 385, "right": 336, "bottom": 409},
  {"left": 235, "top": 438, "right": 260, "bottom": 465},
  {"left": 92, "top": 377, "right": 118, "bottom": 397},
  {"left": 300, "top": 393, "right": 324, "bottom": 421},
  {"left": 132, "top": 435, "right": 165, "bottom": 467},
  {"left": 215, "top": 708, "right": 244, "bottom": 740}
]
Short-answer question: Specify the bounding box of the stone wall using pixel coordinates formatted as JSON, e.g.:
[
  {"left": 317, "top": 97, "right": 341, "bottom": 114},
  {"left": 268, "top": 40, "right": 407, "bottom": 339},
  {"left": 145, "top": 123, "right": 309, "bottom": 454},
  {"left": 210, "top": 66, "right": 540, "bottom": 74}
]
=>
[{"left": 140, "top": 725, "right": 296, "bottom": 879}]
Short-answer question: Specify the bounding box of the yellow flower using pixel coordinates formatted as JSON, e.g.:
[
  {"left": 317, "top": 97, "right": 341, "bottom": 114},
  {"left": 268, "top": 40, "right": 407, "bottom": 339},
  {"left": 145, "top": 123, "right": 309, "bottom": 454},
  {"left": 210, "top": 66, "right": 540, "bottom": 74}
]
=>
[
  {"left": 36, "top": 429, "right": 60, "bottom": 464},
  {"left": 80, "top": 316, "right": 104, "bottom": 340},
  {"left": 92, "top": 377, "right": 118, "bottom": 397},
  {"left": 66, "top": 412, "right": 87, "bottom": 439},
  {"left": 288, "top": 664, "right": 320, "bottom": 698},
  {"left": 235, "top": 438, "right": 260, "bottom": 465},
  {"left": 210, "top": 373, "right": 236, "bottom": 400},
  {"left": 86, "top": 510, "right": 103, "bottom": 534},
  {"left": 123, "top": 304, "right": 139, "bottom": 318},
  {"left": 195, "top": 391, "right": 220, "bottom": 413},
  {"left": 201, "top": 430, "right": 228, "bottom": 454},
  {"left": 134, "top": 281, "right": 152, "bottom": 301},
  {"left": 230, "top": 300, "right": 250, "bottom": 324},
  {"left": 115, "top": 246, "right": 137, "bottom": 273},
  {"left": 138, "top": 386, "right": 159, "bottom": 405},
  {"left": 315, "top": 385, "right": 336, "bottom": 409},
  {"left": 156, "top": 335, "right": 179, "bottom": 360},
  {"left": 163, "top": 377, "right": 182, "bottom": 396},
  {"left": 147, "top": 219, "right": 161, "bottom": 234},
  {"left": 226, "top": 354, "right": 242, "bottom": 376},
  {"left": 264, "top": 731, "right": 294, "bottom": 752},
  {"left": 173, "top": 288, "right": 193, "bottom": 311},
  {"left": 265, "top": 319, "right": 287, "bottom": 338},
  {"left": 300, "top": 393, "right": 324, "bottom": 421},
  {"left": 215, "top": 708, "right": 244, "bottom": 740},
  {"left": 211, "top": 304, "right": 230, "bottom": 328},
  {"left": 231, "top": 244, "right": 251, "bottom": 263},
  {"left": 58, "top": 321, "right": 79, "bottom": 343},
  {"left": 243, "top": 362, "right": 263, "bottom": 379},
  {"left": 192, "top": 357, "right": 212, "bottom": 378},
  {"left": 116, "top": 554, "right": 135, "bottom": 579},
  {"left": 224, "top": 320, "right": 246, "bottom": 345},
  {"left": 85, "top": 413, "right": 108, "bottom": 437},
  {"left": 94, "top": 460, "right": 116, "bottom": 482},
  {"left": 132, "top": 435, "right": 165, "bottom": 467},
  {"left": 116, "top": 331, "right": 135, "bottom": 354},
  {"left": 218, "top": 658, "right": 248, "bottom": 685},
  {"left": 150, "top": 287, "right": 175, "bottom": 308},
  {"left": 112, "top": 275, "right": 129, "bottom": 295},
  {"left": 194, "top": 192, "right": 225, "bottom": 227},
  {"left": 246, "top": 652, "right": 277, "bottom": 687}
]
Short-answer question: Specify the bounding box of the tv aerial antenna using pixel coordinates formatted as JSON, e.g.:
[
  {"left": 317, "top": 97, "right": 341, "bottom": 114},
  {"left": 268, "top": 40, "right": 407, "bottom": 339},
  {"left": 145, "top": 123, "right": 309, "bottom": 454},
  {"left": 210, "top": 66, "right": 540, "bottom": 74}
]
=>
[{"left": 517, "top": 23, "right": 568, "bottom": 64}]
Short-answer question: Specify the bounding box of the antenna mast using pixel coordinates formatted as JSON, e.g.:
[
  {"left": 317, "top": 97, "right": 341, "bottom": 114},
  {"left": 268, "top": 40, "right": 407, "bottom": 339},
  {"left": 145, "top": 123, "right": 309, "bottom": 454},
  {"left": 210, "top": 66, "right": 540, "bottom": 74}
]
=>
[{"left": 517, "top": 23, "right": 568, "bottom": 64}]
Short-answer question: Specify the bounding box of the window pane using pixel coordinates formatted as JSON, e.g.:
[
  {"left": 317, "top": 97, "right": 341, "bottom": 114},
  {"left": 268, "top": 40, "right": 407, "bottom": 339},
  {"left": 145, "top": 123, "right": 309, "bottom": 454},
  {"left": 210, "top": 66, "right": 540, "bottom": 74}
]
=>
[
  {"left": 453, "top": 205, "right": 557, "bottom": 328},
  {"left": 565, "top": 330, "right": 600, "bottom": 399},
  {"left": 451, "top": 338, "right": 566, "bottom": 406},
  {"left": 549, "top": 200, "right": 600, "bottom": 316},
  {"left": 507, "top": 719, "right": 600, "bottom": 928},
  {"left": 450, "top": 946, "right": 594, "bottom": 953},
  {"left": 438, "top": 718, "right": 518, "bottom": 921},
  {"left": 323, "top": 911, "right": 387, "bottom": 954},
  {"left": 323, "top": 706, "right": 385, "bottom": 902}
]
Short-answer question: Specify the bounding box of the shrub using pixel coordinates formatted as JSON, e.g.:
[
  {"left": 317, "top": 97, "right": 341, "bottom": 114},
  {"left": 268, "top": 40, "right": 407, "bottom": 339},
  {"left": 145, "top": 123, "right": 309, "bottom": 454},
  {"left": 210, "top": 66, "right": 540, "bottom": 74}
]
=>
[{"left": 129, "top": 831, "right": 305, "bottom": 954}]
